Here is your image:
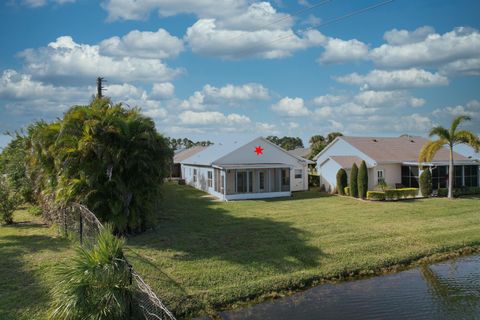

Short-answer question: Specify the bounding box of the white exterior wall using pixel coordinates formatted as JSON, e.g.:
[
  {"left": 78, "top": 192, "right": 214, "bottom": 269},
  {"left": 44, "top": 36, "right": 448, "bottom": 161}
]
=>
[
  {"left": 372, "top": 163, "right": 402, "bottom": 189},
  {"left": 182, "top": 165, "right": 216, "bottom": 194},
  {"left": 318, "top": 158, "right": 342, "bottom": 192}
]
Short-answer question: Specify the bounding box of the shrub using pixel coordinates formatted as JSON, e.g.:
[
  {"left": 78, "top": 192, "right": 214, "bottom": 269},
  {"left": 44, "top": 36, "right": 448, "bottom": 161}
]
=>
[
  {"left": 437, "top": 188, "right": 448, "bottom": 197},
  {"left": 357, "top": 161, "right": 368, "bottom": 199},
  {"left": 336, "top": 169, "right": 348, "bottom": 195},
  {"left": 438, "top": 187, "right": 480, "bottom": 197},
  {"left": 308, "top": 174, "right": 320, "bottom": 188},
  {"left": 367, "top": 191, "right": 385, "bottom": 201},
  {"left": 0, "top": 178, "right": 18, "bottom": 224},
  {"left": 419, "top": 169, "right": 432, "bottom": 197},
  {"left": 375, "top": 180, "right": 388, "bottom": 191},
  {"left": 384, "top": 188, "right": 418, "bottom": 200},
  {"left": 50, "top": 225, "right": 139, "bottom": 319},
  {"left": 344, "top": 187, "right": 350, "bottom": 196},
  {"left": 28, "top": 205, "right": 42, "bottom": 216},
  {"left": 350, "top": 164, "right": 358, "bottom": 198}
]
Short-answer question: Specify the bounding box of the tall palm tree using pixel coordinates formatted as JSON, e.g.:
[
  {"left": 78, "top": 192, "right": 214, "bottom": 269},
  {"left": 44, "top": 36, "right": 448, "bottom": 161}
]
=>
[{"left": 419, "top": 115, "right": 480, "bottom": 199}]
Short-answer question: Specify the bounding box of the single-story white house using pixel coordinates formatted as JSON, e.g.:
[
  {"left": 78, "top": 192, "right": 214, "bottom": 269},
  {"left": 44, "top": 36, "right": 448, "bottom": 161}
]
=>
[
  {"left": 314, "top": 136, "right": 479, "bottom": 192},
  {"left": 180, "top": 137, "right": 313, "bottom": 200}
]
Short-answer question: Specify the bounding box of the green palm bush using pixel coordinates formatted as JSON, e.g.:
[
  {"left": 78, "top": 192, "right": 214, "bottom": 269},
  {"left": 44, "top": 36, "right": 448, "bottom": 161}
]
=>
[
  {"left": 336, "top": 169, "right": 348, "bottom": 195},
  {"left": 50, "top": 225, "right": 137, "bottom": 319}
]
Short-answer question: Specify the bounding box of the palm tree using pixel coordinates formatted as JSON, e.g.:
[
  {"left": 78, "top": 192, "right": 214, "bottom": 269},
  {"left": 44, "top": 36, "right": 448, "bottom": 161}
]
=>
[{"left": 419, "top": 115, "right": 480, "bottom": 199}]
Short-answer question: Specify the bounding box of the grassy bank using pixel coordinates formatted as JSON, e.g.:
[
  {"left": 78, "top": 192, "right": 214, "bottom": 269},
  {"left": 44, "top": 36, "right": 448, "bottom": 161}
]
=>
[
  {"left": 126, "top": 183, "right": 480, "bottom": 318},
  {"left": 0, "top": 208, "right": 74, "bottom": 320}
]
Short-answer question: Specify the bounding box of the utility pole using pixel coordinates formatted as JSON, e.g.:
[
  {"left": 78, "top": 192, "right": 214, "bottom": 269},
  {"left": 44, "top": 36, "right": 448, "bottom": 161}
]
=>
[{"left": 96, "top": 77, "right": 106, "bottom": 98}]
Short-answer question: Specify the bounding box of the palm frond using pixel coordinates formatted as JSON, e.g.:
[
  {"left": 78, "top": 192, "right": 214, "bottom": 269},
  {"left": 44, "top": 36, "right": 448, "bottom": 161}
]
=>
[
  {"left": 454, "top": 130, "right": 480, "bottom": 152},
  {"left": 419, "top": 139, "right": 447, "bottom": 163},
  {"left": 450, "top": 115, "right": 471, "bottom": 137},
  {"left": 429, "top": 126, "right": 450, "bottom": 140}
]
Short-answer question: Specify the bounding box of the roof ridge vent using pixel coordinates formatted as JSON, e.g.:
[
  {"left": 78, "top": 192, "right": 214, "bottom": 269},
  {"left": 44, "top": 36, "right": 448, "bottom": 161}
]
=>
[
  {"left": 372, "top": 139, "right": 378, "bottom": 142},
  {"left": 410, "top": 139, "right": 415, "bottom": 143}
]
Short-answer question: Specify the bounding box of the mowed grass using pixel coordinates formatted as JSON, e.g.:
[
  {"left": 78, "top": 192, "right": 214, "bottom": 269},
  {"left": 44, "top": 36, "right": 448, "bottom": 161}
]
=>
[
  {"left": 0, "top": 207, "right": 74, "bottom": 320},
  {"left": 126, "top": 183, "right": 480, "bottom": 318}
]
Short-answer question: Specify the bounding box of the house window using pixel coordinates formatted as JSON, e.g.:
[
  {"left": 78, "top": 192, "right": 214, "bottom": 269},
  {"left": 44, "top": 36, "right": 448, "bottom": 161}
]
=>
[
  {"left": 454, "top": 165, "right": 463, "bottom": 187},
  {"left": 431, "top": 166, "right": 447, "bottom": 189},
  {"left": 376, "top": 170, "right": 385, "bottom": 183},
  {"left": 401, "top": 165, "right": 419, "bottom": 188},
  {"left": 207, "top": 171, "right": 213, "bottom": 188},
  {"left": 281, "top": 168, "right": 290, "bottom": 191},
  {"left": 465, "top": 165, "right": 479, "bottom": 187},
  {"left": 259, "top": 171, "right": 265, "bottom": 191},
  {"left": 193, "top": 169, "right": 197, "bottom": 183},
  {"left": 236, "top": 171, "right": 247, "bottom": 193},
  {"left": 294, "top": 169, "right": 302, "bottom": 179}
]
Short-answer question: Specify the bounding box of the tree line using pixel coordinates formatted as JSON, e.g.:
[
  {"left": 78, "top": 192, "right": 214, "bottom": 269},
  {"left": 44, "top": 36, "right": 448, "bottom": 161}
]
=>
[{"left": 266, "top": 132, "right": 343, "bottom": 159}]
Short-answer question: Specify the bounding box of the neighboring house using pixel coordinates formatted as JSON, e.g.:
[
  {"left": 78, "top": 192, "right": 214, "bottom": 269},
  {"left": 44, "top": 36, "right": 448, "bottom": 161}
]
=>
[
  {"left": 314, "top": 136, "right": 480, "bottom": 192},
  {"left": 180, "top": 137, "right": 313, "bottom": 200},
  {"left": 171, "top": 146, "right": 207, "bottom": 177},
  {"left": 287, "top": 147, "right": 311, "bottom": 159}
]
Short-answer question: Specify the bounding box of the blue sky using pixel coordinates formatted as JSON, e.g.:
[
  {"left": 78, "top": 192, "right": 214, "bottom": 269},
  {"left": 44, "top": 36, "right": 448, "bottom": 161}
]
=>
[{"left": 1, "top": 0, "right": 479, "bottom": 156}]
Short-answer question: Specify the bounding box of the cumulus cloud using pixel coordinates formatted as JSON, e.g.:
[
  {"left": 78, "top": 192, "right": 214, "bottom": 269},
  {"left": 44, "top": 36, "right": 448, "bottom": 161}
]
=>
[
  {"left": 335, "top": 68, "right": 448, "bottom": 90},
  {"left": 312, "top": 94, "right": 347, "bottom": 106},
  {"left": 318, "top": 38, "right": 369, "bottom": 64},
  {"left": 354, "top": 90, "right": 425, "bottom": 108},
  {"left": 101, "top": 0, "right": 248, "bottom": 21},
  {"left": 178, "top": 111, "right": 251, "bottom": 128},
  {"left": 9, "top": 0, "right": 75, "bottom": 8},
  {"left": 180, "top": 83, "right": 269, "bottom": 109},
  {"left": 185, "top": 19, "right": 325, "bottom": 59},
  {"left": 19, "top": 36, "right": 182, "bottom": 84},
  {"left": 271, "top": 97, "right": 310, "bottom": 116},
  {"left": 99, "top": 28, "right": 184, "bottom": 59},
  {"left": 370, "top": 27, "right": 480, "bottom": 69},
  {"left": 151, "top": 82, "right": 175, "bottom": 99}
]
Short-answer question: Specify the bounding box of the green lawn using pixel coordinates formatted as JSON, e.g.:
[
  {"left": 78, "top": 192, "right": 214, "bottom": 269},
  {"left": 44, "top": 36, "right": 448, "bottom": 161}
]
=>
[
  {"left": 0, "top": 207, "right": 74, "bottom": 320},
  {"left": 126, "top": 183, "right": 480, "bottom": 318},
  {"left": 1, "top": 184, "right": 479, "bottom": 319}
]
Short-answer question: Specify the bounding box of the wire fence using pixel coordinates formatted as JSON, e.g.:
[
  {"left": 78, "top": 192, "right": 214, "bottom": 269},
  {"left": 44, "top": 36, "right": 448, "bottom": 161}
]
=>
[{"left": 45, "top": 200, "right": 176, "bottom": 320}]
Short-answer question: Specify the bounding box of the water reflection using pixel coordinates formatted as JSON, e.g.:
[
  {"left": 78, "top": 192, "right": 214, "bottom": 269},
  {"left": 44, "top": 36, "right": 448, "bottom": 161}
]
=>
[{"left": 220, "top": 255, "right": 480, "bottom": 320}]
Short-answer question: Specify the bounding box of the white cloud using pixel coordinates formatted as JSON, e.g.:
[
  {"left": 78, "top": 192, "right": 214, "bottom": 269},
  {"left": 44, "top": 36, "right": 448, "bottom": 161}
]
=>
[
  {"left": 202, "top": 83, "right": 269, "bottom": 100},
  {"left": 256, "top": 122, "right": 277, "bottom": 133},
  {"left": 101, "top": 0, "right": 247, "bottom": 21},
  {"left": 180, "top": 91, "right": 205, "bottom": 110},
  {"left": 178, "top": 111, "right": 251, "bottom": 129},
  {"left": 10, "top": 0, "right": 75, "bottom": 8},
  {"left": 302, "top": 14, "right": 321, "bottom": 27},
  {"left": 439, "top": 58, "right": 480, "bottom": 76},
  {"left": 185, "top": 19, "right": 325, "bottom": 59},
  {"left": 383, "top": 26, "right": 435, "bottom": 45},
  {"left": 354, "top": 90, "right": 426, "bottom": 108},
  {"left": 335, "top": 68, "right": 448, "bottom": 90},
  {"left": 20, "top": 36, "right": 182, "bottom": 84},
  {"left": 287, "top": 121, "right": 299, "bottom": 129},
  {"left": 312, "top": 94, "right": 347, "bottom": 106},
  {"left": 318, "top": 38, "right": 369, "bottom": 64},
  {"left": 99, "top": 28, "right": 184, "bottom": 59},
  {"left": 370, "top": 27, "right": 480, "bottom": 69},
  {"left": 271, "top": 97, "right": 309, "bottom": 116},
  {"left": 151, "top": 82, "right": 175, "bottom": 99}
]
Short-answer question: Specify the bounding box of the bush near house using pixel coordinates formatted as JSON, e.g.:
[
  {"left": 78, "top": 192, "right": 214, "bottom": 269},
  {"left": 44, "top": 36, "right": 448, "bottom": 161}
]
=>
[
  {"left": 367, "top": 191, "right": 386, "bottom": 201},
  {"left": 420, "top": 169, "right": 432, "bottom": 197},
  {"left": 336, "top": 169, "right": 348, "bottom": 195},
  {"left": 358, "top": 161, "right": 368, "bottom": 199},
  {"left": 367, "top": 188, "right": 419, "bottom": 201},
  {"left": 308, "top": 174, "right": 320, "bottom": 188},
  {"left": 350, "top": 163, "right": 359, "bottom": 198},
  {"left": 438, "top": 187, "right": 480, "bottom": 197},
  {"left": 344, "top": 187, "right": 350, "bottom": 196}
]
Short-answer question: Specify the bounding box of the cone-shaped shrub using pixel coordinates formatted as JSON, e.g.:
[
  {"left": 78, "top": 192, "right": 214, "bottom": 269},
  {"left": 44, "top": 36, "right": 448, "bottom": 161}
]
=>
[
  {"left": 336, "top": 169, "right": 348, "bottom": 195},
  {"left": 420, "top": 168, "right": 432, "bottom": 197},
  {"left": 350, "top": 163, "right": 359, "bottom": 198},
  {"left": 358, "top": 160, "right": 368, "bottom": 199}
]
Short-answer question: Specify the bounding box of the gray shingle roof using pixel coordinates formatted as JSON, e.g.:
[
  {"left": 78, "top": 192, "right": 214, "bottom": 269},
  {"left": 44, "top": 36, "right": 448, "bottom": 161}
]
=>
[{"left": 173, "top": 146, "right": 208, "bottom": 164}]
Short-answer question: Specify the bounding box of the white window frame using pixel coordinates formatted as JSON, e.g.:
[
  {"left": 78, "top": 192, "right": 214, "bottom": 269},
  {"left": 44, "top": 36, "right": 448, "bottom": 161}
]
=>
[
  {"left": 294, "top": 169, "right": 302, "bottom": 179},
  {"left": 377, "top": 169, "right": 385, "bottom": 182},
  {"left": 193, "top": 168, "right": 197, "bottom": 183},
  {"left": 207, "top": 171, "right": 213, "bottom": 188}
]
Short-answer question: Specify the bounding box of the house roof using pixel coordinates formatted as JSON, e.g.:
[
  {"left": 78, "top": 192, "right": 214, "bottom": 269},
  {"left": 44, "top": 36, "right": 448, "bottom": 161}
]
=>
[
  {"left": 180, "top": 137, "right": 312, "bottom": 166},
  {"left": 173, "top": 146, "right": 208, "bottom": 164},
  {"left": 329, "top": 156, "right": 365, "bottom": 168},
  {"left": 287, "top": 147, "right": 311, "bottom": 159},
  {"left": 339, "top": 136, "right": 471, "bottom": 163}
]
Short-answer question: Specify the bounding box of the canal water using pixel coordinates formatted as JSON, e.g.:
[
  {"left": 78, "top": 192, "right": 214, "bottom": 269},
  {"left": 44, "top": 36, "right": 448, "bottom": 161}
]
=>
[{"left": 220, "top": 254, "right": 480, "bottom": 320}]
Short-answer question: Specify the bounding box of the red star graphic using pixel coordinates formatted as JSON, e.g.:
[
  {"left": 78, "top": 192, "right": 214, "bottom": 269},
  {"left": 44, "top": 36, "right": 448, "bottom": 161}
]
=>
[{"left": 254, "top": 146, "right": 264, "bottom": 155}]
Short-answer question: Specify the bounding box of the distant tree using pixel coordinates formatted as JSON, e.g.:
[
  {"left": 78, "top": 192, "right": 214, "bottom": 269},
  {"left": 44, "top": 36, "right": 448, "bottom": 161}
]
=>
[
  {"left": 350, "top": 163, "right": 359, "bottom": 198},
  {"left": 167, "top": 137, "right": 213, "bottom": 150},
  {"left": 419, "top": 115, "right": 480, "bottom": 199},
  {"left": 336, "top": 169, "right": 348, "bottom": 195},
  {"left": 357, "top": 160, "right": 368, "bottom": 199},
  {"left": 308, "top": 132, "right": 344, "bottom": 159},
  {"left": 419, "top": 168, "right": 433, "bottom": 197},
  {"left": 266, "top": 136, "right": 304, "bottom": 150},
  {"left": 0, "top": 177, "right": 19, "bottom": 224},
  {"left": 326, "top": 132, "right": 343, "bottom": 144}
]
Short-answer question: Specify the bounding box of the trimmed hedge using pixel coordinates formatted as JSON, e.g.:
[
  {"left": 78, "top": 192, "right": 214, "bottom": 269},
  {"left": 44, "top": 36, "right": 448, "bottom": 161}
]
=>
[
  {"left": 308, "top": 174, "right": 320, "bottom": 188},
  {"left": 336, "top": 169, "right": 348, "bottom": 195},
  {"left": 358, "top": 160, "right": 368, "bottom": 199},
  {"left": 367, "top": 191, "right": 386, "bottom": 201},
  {"left": 344, "top": 187, "right": 350, "bottom": 196},
  {"left": 367, "top": 188, "right": 418, "bottom": 201},
  {"left": 438, "top": 187, "right": 480, "bottom": 197},
  {"left": 350, "top": 163, "right": 358, "bottom": 198},
  {"left": 419, "top": 169, "right": 432, "bottom": 197}
]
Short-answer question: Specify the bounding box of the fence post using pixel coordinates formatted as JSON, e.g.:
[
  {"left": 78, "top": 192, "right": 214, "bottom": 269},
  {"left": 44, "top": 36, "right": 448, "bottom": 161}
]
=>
[{"left": 79, "top": 213, "right": 83, "bottom": 246}]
